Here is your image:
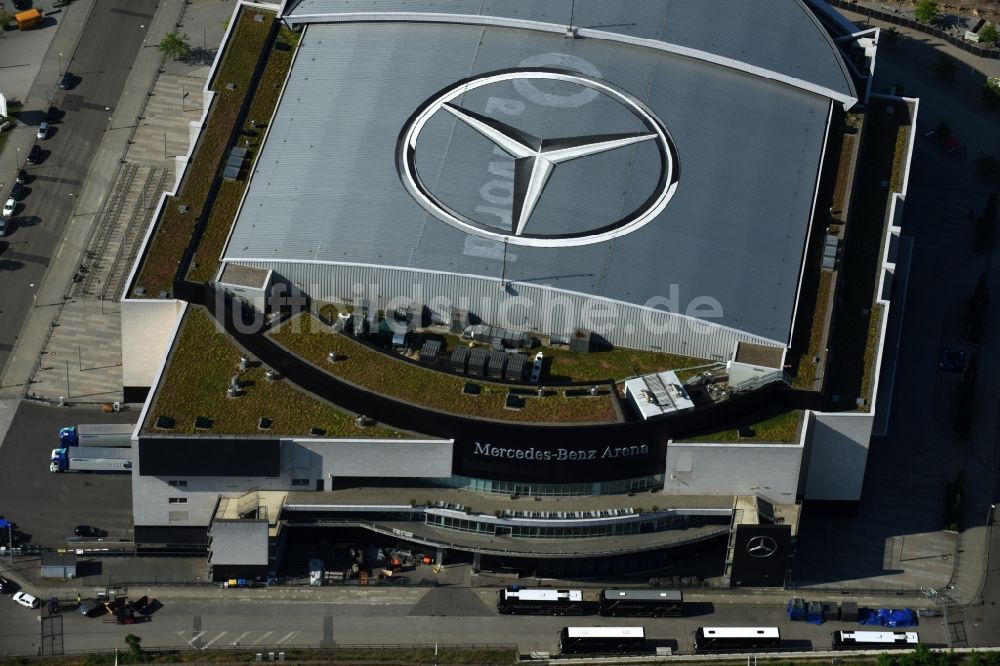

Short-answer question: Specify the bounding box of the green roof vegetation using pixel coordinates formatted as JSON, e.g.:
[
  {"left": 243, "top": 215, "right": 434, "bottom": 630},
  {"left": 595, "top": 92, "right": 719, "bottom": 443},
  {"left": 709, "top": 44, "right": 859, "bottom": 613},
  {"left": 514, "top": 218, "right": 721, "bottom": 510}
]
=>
[
  {"left": 680, "top": 409, "right": 803, "bottom": 444},
  {"left": 791, "top": 270, "right": 833, "bottom": 390},
  {"left": 270, "top": 313, "right": 622, "bottom": 423},
  {"left": 146, "top": 307, "right": 405, "bottom": 438},
  {"left": 858, "top": 303, "right": 884, "bottom": 412},
  {"left": 824, "top": 99, "right": 909, "bottom": 410},
  {"left": 315, "top": 303, "right": 707, "bottom": 385},
  {"left": 134, "top": 8, "right": 275, "bottom": 296},
  {"left": 187, "top": 28, "right": 298, "bottom": 283}
]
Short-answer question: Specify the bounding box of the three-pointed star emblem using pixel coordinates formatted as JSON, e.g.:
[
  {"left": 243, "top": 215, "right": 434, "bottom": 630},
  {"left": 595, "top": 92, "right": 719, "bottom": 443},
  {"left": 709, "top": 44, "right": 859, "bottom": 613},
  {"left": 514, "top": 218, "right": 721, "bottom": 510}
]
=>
[{"left": 442, "top": 103, "right": 657, "bottom": 237}]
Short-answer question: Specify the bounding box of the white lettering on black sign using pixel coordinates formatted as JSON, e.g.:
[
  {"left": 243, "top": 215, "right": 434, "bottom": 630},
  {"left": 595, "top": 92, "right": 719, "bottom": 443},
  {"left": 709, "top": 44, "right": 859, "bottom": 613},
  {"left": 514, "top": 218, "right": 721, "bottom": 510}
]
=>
[{"left": 472, "top": 441, "right": 649, "bottom": 462}]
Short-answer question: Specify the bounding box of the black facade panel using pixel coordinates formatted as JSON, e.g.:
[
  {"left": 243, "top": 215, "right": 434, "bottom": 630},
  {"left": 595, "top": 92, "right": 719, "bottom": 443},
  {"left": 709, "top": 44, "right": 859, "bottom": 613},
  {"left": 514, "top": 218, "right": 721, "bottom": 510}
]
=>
[
  {"left": 134, "top": 525, "right": 209, "bottom": 546},
  {"left": 730, "top": 524, "right": 791, "bottom": 587},
  {"left": 139, "top": 437, "right": 280, "bottom": 477},
  {"left": 451, "top": 435, "right": 667, "bottom": 484},
  {"left": 123, "top": 386, "right": 150, "bottom": 403}
]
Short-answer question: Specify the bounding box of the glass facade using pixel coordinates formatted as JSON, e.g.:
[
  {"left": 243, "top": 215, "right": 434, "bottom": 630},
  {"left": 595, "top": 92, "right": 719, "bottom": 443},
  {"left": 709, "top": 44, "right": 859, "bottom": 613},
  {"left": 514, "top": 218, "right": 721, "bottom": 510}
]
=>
[
  {"left": 424, "top": 512, "right": 725, "bottom": 539},
  {"left": 440, "top": 474, "right": 663, "bottom": 497}
]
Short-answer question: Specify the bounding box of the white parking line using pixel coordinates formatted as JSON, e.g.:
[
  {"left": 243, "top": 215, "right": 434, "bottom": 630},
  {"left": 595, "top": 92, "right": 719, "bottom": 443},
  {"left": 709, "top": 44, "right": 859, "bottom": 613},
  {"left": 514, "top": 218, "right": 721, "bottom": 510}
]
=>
[
  {"left": 175, "top": 630, "right": 205, "bottom": 648},
  {"left": 275, "top": 631, "right": 299, "bottom": 645},
  {"left": 201, "top": 631, "right": 228, "bottom": 649},
  {"left": 229, "top": 631, "right": 252, "bottom": 646},
  {"left": 251, "top": 631, "right": 273, "bottom": 645}
]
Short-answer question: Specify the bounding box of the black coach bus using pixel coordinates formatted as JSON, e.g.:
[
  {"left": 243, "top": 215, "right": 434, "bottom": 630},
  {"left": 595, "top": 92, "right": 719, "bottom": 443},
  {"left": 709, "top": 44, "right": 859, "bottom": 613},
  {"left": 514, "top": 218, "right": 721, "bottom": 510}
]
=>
[
  {"left": 496, "top": 588, "right": 584, "bottom": 615},
  {"left": 832, "top": 630, "right": 919, "bottom": 649},
  {"left": 559, "top": 627, "right": 646, "bottom": 654},
  {"left": 599, "top": 589, "right": 684, "bottom": 617},
  {"left": 693, "top": 627, "right": 781, "bottom": 652}
]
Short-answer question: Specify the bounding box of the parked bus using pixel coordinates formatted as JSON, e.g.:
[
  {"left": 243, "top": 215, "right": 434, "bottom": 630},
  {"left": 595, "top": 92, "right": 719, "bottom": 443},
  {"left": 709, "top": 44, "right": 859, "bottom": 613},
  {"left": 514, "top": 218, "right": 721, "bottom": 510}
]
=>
[
  {"left": 832, "top": 630, "right": 919, "bottom": 649},
  {"left": 496, "top": 588, "right": 584, "bottom": 615},
  {"left": 693, "top": 627, "right": 781, "bottom": 653},
  {"left": 599, "top": 589, "right": 683, "bottom": 617},
  {"left": 559, "top": 626, "right": 646, "bottom": 654}
]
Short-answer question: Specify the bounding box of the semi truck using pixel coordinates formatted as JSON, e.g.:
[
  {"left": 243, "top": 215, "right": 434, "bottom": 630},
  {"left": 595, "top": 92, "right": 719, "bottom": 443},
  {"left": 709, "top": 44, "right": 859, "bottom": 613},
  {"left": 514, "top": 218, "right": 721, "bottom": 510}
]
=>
[
  {"left": 58, "top": 424, "right": 135, "bottom": 448},
  {"left": 50, "top": 447, "right": 132, "bottom": 473}
]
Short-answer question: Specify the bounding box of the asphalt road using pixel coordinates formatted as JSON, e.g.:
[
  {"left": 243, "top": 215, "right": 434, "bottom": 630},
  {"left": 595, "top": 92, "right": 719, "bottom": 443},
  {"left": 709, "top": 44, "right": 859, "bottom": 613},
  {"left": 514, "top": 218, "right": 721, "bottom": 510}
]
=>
[
  {"left": 0, "top": 587, "right": 950, "bottom": 657},
  {"left": 0, "top": 402, "right": 136, "bottom": 547},
  {"left": 0, "top": 0, "right": 156, "bottom": 374}
]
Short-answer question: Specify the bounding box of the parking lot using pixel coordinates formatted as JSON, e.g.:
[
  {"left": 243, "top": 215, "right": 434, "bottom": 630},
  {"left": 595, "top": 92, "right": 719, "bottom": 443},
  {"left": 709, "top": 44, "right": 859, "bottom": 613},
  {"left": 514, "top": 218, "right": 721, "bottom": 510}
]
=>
[{"left": 0, "top": 401, "right": 136, "bottom": 548}]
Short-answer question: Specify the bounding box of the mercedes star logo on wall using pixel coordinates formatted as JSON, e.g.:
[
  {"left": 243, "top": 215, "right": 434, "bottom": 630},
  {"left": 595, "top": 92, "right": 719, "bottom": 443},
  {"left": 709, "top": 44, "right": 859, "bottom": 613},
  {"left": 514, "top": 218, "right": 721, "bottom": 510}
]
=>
[
  {"left": 746, "top": 535, "right": 779, "bottom": 558},
  {"left": 397, "top": 69, "right": 679, "bottom": 248}
]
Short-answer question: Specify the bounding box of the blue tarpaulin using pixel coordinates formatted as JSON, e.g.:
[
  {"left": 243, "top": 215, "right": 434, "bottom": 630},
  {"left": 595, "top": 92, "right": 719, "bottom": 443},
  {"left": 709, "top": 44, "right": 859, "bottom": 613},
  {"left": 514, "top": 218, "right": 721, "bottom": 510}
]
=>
[{"left": 858, "top": 608, "right": 917, "bottom": 628}]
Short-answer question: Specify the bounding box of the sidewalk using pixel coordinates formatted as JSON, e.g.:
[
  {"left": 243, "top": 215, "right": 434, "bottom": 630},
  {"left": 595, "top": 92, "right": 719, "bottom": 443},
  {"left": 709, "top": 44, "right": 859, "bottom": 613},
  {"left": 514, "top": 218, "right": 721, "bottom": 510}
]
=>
[{"left": 0, "top": 0, "right": 237, "bottom": 406}]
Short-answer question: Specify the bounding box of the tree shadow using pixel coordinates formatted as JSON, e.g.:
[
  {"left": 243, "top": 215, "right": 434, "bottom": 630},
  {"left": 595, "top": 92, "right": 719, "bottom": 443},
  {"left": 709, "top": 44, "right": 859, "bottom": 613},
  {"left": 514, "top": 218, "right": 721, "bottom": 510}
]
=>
[{"left": 182, "top": 47, "right": 217, "bottom": 67}]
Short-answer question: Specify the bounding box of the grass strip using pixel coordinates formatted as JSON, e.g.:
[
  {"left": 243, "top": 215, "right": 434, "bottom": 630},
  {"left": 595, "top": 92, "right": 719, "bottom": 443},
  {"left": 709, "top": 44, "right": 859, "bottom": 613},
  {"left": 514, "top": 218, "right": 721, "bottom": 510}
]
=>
[
  {"left": 680, "top": 409, "right": 803, "bottom": 443},
  {"left": 270, "top": 313, "right": 621, "bottom": 423},
  {"left": 187, "top": 28, "right": 298, "bottom": 283},
  {"left": 146, "top": 307, "right": 405, "bottom": 438},
  {"left": 134, "top": 9, "right": 274, "bottom": 296}
]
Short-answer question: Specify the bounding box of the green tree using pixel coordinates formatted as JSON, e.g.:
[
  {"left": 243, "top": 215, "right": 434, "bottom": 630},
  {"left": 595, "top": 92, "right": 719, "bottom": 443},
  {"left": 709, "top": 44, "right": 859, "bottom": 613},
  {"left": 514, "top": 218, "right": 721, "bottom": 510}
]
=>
[
  {"left": 914, "top": 0, "right": 939, "bottom": 24},
  {"left": 984, "top": 77, "right": 1000, "bottom": 109},
  {"left": 124, "top": 633, "right": 143, "bottom": 659},
  {"left": 157, "top": 31, "right": 192, "bottom": 61},
  {"left": 933, "top": 54, "right": 956, "bottom": 81},
  {"left": 978, "top": 23, "right": 999, "bottom": 46}
]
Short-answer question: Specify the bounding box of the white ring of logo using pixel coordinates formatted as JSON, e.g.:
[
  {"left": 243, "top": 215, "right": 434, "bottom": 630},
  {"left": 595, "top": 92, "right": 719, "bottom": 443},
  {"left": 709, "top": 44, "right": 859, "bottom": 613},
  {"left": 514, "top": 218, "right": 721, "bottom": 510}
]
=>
[
  {"left": 397, "top": 69, "right": 679, "bottom": 248},
  {"left": 746, "top": 535, "right": 779, "bottom": 558}
]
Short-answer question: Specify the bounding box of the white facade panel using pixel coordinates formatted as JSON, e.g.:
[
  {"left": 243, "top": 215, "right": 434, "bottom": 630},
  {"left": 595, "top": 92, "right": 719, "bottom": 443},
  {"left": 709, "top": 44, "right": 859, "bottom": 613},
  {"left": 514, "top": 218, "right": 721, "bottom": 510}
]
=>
[
  {"left": 804, "top": 412, "right": 873, "bottom": 502},
  {"left": 121, "top": 300, "right": 185, "bottom": 388},
  {"left": 295, "top": 438, "right": 453, "bottom": 478},
  {"left": 232, "top": 260, "right": 782, "bottom": 360},
  {"left": 663, "top": 441, "right": 804, "bottom": 504}
]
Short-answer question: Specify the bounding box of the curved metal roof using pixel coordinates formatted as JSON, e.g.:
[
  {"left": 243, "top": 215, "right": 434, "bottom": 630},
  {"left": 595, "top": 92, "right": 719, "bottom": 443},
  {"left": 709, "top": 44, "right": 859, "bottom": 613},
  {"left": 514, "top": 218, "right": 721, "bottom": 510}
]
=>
[
  {"left": 283, "top": 0, "right": 856, "bottom": 105},
  {"left": 223, "top": 19, "right": 835, "bottom": 343}
]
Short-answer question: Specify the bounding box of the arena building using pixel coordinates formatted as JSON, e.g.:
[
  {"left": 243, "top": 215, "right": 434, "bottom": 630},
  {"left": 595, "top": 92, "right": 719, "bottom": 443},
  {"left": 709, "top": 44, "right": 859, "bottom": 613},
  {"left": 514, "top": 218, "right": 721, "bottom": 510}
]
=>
[{"left": 119, "top": 0, "right": 913, "bottom": 584}]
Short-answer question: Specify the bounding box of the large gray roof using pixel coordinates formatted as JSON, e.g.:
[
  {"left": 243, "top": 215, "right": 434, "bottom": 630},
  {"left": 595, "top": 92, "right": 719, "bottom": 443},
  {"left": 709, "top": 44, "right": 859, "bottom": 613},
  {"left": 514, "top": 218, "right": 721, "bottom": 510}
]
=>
[
  {"left": 223, "top": 20, "right": 834, "bottom": 343},
  {"left": 283, "top": 0, "right": 856, "bottom": 103}
]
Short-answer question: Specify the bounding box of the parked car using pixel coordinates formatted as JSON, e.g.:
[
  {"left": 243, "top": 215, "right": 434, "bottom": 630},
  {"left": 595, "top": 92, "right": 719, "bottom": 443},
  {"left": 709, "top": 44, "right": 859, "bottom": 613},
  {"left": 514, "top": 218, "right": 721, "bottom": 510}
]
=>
[
  {"left": 15, "top": 170, "right": 27, "bottom": 184},
  {"left": 36, "top": 121, "right": 49, "bottom": 140},
  {"left": 74, "top": 525, "right": 107, "bottom": 538},
  {"left": 12, "top": 592, "right": 39, "bottom": 609},
  {"left": 78, "top": 599, "right": 104, "bottom": 617},
  {"left": 45, "top": 105, "right": 59, "bottom": 123},
  {"left": 0, "top": 576, "right": 13, "bottom": 593},
  {"left": 10, "top": 182, "right": 23, "bottom": 201},
  {"left": 0, "top": 218, "right": 10, "bottom": 237},
  {"left": 26, "top": 145, "right": 41, "bottom": 164},
  {"left": 3, "top": 198, "right": 15, "bottom": 217},
  {"left": 58, "top": 72, "right": 75, "bottom": 90}
]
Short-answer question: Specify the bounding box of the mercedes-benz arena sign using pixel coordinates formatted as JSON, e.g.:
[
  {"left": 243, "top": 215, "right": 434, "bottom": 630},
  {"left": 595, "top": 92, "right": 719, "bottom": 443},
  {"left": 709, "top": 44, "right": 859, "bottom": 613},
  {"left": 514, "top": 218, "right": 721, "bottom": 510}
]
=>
[{"left": 398, "top": 68, "right": 679, "bottom": 248}]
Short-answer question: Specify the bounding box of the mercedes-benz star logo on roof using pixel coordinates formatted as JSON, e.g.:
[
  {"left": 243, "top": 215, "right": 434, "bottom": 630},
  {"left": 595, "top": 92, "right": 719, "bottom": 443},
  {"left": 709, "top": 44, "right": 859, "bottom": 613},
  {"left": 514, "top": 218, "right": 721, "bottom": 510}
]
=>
[
  {"left": 746, "top": 535, "right": 779, "bottom": 558},
  {"left": 397, "top": 69, "right": 679, "bottom": 248}
]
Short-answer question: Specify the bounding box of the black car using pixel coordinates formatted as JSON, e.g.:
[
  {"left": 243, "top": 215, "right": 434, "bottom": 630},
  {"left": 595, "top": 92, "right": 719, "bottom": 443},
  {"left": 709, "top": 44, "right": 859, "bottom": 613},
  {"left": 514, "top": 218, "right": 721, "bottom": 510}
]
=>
[
  {"left": 0, "top": 576, "right": 13, "bottom": 593},
  {"left": 26, "top": 145, "right": 42, "bottom": 164},
  {"left": 74, "top": 525, "right": 106, "bottom": 538},
  {"left": 45, "top": 105, "right": 60, "bottom": 123},
  {"left": 11, "top": 182, "right": 24, "bottom": 201},
  {"left": 11, "top": 0, "right": 29, "bottom": 9},
  {"left": 58, "top": 72, "right": 75, "bottom": 90},
  {"left": 15, "top": 170, "right": 27, "bottom": 184}
]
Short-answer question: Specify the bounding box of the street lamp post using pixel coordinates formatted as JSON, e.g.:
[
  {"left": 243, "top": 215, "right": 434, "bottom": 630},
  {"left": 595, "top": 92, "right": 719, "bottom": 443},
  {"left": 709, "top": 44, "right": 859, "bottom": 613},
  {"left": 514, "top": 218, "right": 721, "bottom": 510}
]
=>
[{"left": 58, "top": 52, "right": 63, "bottom": 76}]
